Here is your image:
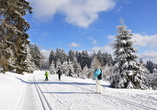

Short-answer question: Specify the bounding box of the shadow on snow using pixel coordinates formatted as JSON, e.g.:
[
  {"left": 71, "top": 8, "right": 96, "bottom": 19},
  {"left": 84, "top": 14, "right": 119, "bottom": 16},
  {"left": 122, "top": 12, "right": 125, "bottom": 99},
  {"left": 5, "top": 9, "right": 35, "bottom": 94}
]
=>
[
  {"left": 42, "top": 91, "right": 95, "bottom": 94},
  {"left": 15, "top": 77, "right": 108, "bottom": 88}
]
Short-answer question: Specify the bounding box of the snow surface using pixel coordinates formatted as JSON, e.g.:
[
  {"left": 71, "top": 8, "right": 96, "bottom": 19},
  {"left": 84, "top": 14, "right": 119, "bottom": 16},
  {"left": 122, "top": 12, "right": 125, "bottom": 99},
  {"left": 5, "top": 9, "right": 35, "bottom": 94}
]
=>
[{"left": 0, "top": 71, "right": 157, "bottom": 110}]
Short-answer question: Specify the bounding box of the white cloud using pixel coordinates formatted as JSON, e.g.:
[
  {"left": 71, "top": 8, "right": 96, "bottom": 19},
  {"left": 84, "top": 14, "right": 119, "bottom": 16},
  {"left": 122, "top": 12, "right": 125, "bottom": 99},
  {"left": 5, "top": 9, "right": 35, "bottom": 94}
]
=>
[
  {"left": 67, "top": 42, "right": 82, "bottom": 47},
  {"left": 40, "top": 49, "right": 51, "bottom": 58},
  {"left": 139, "top": 50, "right": 157, "bottom": 63},
  {"left": 91, "top": 45, "right": 112, "bottom": 52},
  {"left": 108, "top": 33, "right": 157, "bottom": 47},
  {"left": 87, "top": 37, "right": 97, "bottom": 44},
  {"left": 132, "top": 33, "right": 157, "bottom": 47},
  {"left": 117, "top": 7, "right": 123, "bottom": 12},
  {"left": 29, "top": 0, "right": 115, "bottom": 28}
]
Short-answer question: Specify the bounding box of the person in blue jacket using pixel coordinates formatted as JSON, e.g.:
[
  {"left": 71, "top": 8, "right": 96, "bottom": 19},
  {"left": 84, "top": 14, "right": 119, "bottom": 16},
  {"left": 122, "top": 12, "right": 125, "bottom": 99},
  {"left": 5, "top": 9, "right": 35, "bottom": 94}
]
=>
[{"left": 93, "top": 66, "right": 103, "bottom": 94}]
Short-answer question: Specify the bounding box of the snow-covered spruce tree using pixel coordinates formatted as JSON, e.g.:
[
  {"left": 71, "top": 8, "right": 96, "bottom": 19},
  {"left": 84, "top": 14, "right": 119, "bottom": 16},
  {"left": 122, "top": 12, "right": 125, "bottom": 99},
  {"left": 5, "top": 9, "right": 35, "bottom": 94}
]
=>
[
  {"left": 66, "top": 60, "right": 74, "bottom": 77},
  {"left": 61, "top": 61, "right": 68, "bottom": 74},
  {"left": 102, "top": 64, "right": 112, "bottom": 81},
  {"left": 49, "top": 50, "right": 55, "bottom": 67},
  {"left": 79, "top": 50, "right": 91, "bottom": 69},
  {"left": 79, "top": 64, "right": 87, "bottom": 79},
  {"left": 29, "top": 44, "right": 43, "bottom": 70},
  {"left": 73, "top": 57, "right": 82, "bottom": 77},
  {"left": 68, "top": 49, "right": 75, "bottom": 63},
  {"left": 0, "top": 0, "right": 32, "bottom": 74},
  {"left": 146, "top": 60, "right": 156, "bottom": 73},
  {"left": 103, "top": 52, "right": 113, "bottom": 66},
  {"left": 56, "top": 59, "right": 62, "bottom": 71},
  {"left": 110, "top": 19, "right": 148, "bottom": 89},
  {"left": 23, "top": 44, "right": 35, "bottom": 73},
  {"left": 55, "top": 48, "right": 66, "bottom": 64},
  {"left": 97, "top": 50, "right": 104, "bottom": 66},
  {"left": 50, "top": 61, "right": 56, "bottom": 74}
]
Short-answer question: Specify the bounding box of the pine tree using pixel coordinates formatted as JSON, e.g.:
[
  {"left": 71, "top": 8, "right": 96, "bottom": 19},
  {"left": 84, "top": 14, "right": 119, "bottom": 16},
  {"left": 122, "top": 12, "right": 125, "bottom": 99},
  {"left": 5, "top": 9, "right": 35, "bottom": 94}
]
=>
[
  {"left": 146, "top": 60, "right": 156, "bottom": 73},
  {"left": 104, "top": 53, "right": 113, "bottom": 66},
  {"left": 139, "top": 58, "right": 143, "bottom": 64},
  {"left": 49, "top": 50, "right": 55, "bottom": 66},
  {"left": 62, "top": 61, "right": 68, "bottom": 74},
  {"left": 23, "top": 44, "right": 34, "bottom": 73},
  {"left": 55, "top": 48, "right": 67, "bottom": 65},
  {"left": 56, "top": 59, "right": 62, "bottom": 70},
  {"left": 50, "top": 60, "right": 56, "bottom": 74},
  {"left": 30, "top": 44, "right": 43, "bottom": 70},
  {"left": 80, "top": 50, "right": 91, "bottom": 69},
  {"left": 110, "top": 19, "right": 148, "bottom": 89},
  {"left": 0, "top": 0, "right": 32, "bottom": 74},
  {"left": 73, "top": 57, "right": 82, "bottom": 77},
  {"left": 68, "top": 49, "right": 75, "bottom": 62},
  {"left": 66, "top": 60, "right": 74, "bottom": 77},
  {"left": 80, "top": 64, "right": 88, "bottom": 79}
]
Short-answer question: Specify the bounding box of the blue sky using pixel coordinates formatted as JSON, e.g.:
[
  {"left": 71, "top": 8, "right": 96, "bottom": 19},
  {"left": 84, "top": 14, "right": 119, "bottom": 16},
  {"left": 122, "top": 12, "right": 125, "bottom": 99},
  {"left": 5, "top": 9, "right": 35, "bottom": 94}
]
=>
[{"left": 26, "top": 0, "right": 157, "bottom": 63}]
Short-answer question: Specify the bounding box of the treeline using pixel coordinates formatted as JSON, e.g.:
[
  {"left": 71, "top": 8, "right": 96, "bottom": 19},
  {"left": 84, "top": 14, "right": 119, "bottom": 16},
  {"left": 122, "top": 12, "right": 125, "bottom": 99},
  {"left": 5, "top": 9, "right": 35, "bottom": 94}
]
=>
[
  {"left": 48, "top": 48, "right": 157, "bottom": 74},
  {"left": 49, "top": 48, "right": 113, "bottom": 70}
]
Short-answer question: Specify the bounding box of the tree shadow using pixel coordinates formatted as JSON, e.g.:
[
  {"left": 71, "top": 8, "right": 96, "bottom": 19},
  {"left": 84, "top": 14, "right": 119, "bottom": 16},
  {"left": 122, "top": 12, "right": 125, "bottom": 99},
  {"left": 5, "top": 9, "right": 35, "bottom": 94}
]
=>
[
  {"left": 15, "top": 77, "right": 108, "bottom": 88},
  {"left": 42, "top": 91, "right": 95, "bottom": 94},
  {"left": 15, "top": 77, "right": 34, "bottom": 84}
]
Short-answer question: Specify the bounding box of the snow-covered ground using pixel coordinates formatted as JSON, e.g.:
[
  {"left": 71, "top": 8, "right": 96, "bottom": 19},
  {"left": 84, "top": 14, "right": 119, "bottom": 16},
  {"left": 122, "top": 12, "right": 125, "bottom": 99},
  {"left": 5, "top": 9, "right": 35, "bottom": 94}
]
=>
[{"left": 0, "top": 71, "right": 157, "bottom": 110}]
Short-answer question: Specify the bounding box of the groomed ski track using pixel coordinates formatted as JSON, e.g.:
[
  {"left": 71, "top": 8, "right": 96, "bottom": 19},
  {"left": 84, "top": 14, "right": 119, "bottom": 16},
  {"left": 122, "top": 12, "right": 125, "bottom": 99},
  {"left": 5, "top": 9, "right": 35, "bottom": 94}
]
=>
[{"left": 19, "top": 71, "right": 157, "bottom": 110}]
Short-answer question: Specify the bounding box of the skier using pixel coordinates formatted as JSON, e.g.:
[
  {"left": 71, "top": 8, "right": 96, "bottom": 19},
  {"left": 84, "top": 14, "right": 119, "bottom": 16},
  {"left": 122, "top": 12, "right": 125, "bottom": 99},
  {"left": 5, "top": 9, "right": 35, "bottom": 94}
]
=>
[
  {"left": 93, "top": 66, "right": 103, "bottom": 94},
  {"left": 45, "top": 71, "right": 49, "bottom": 81},
  {"left": 57, "top": 69, "right": 62, "bottom": 81}
]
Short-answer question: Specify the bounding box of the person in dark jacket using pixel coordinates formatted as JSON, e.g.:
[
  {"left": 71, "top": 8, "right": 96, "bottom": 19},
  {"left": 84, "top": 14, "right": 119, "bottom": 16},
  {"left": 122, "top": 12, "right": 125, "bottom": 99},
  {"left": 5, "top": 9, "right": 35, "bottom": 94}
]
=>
[{"left": 57, "top": 69, "right": 62, "bottom": 81}]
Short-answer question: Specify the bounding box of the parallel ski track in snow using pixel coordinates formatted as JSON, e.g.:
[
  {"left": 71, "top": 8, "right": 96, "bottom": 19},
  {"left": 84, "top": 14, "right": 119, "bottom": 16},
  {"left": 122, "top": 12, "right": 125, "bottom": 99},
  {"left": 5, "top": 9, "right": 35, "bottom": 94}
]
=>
[
  {"left": 42, "top": 76, "right": 77, "bottom": 110},
  {"left": 103, "top": 94, "right": 157, "bottom": 110},
  {"left": 33, "top": 75, "right": 53, "bottom": 110},
  {"left": 48, "top": 76, "right": 157, "bottom": 110},
  {"left": 41, "top": 81, "right": 65, "bottom": 110}
]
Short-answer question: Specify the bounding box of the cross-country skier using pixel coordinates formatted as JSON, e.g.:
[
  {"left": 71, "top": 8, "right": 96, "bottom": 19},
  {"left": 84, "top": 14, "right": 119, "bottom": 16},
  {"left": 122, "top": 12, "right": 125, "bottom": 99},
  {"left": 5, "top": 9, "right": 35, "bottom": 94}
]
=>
[
  {"left": 45, "top": 71, "right": 49, "bottom": 81},
  {"left": 57, "top": 69, "right": 62, "bottom": 81},
  {"left": 93, "top": 66, "right": 103, "bottom": 94}
]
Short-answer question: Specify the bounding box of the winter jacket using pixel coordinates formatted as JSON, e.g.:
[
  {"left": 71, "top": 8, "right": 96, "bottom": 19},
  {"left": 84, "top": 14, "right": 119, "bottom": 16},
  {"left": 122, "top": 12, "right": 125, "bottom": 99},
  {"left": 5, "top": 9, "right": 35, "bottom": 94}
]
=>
[
  {"left": 57, "top": 70, "right": 62, "bottom": 75},
  {"left": 93, "top": 68, "right": 102, "bottom": 80},
  {"left": 45, "top": 71, "right": 49, "bottom": 77}
]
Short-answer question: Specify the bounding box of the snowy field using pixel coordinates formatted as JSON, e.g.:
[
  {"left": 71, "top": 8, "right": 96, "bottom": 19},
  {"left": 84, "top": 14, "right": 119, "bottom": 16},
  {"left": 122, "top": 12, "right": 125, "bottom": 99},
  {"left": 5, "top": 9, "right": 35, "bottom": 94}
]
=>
[{"left": 0, "top": 71, "right": 157, "bottom": 110}]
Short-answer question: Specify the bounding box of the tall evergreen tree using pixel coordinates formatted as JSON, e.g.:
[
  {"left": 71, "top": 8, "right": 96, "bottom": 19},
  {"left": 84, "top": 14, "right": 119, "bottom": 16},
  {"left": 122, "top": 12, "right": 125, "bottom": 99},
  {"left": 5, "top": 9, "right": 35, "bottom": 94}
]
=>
[
  {"left": 80, "top": 50, "right": 91, "bottom": 69},
  {"left": 146, "top": 60, "right": 156, "bottom": 73},
  {"left": 30, "top": 44, "right": 43, "bottom": 70},
  {"left": 49, "top": 50, "right": 55, "bottom": 66},
  {"left": 73, "top": 57, "right": 82, "bottom": 77},
  {"left": 55, "top": 48, "right": 67, "bottom": 64},
  {"left": 110, "top": 19, "right": 148, "bottom": 89},
  {"left": 0, "top": 0, "right": 32, "bottom": 74},
  {"left": 68, "top": 49, "right": 75, "bottom": 62},
  {"left": 139, "top": 58, "right": 144, "bottom": 64},
  {"left": 66, "top": 60, "right": 74, "bottom": 77},
  {"left": 50, "top": 60, "right": 56, "bottom": 74},
  {"left": 23, "top": 44, "right": 34, "bottom": 73}
]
